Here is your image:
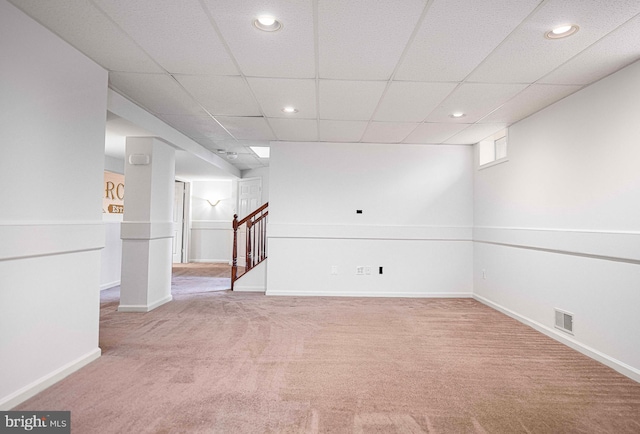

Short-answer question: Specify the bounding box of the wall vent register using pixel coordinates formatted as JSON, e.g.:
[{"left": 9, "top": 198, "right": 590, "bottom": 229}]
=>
[{"left": 555, "top": 309, "right": 574, "bottom": 334}]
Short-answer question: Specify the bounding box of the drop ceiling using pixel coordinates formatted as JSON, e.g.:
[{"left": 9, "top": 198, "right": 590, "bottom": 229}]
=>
[{"left": 10, "top": 0, "right": 640, "bottom": 172}]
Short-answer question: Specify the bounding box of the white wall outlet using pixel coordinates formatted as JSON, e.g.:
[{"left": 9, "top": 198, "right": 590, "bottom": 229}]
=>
[
  {"left": 356, "top": 266, "right": 365, "bottom": 275},
  {"left": 331, "top": 266, "right": 338, "bottom": 275},
  {"left": 365, "top": 266, "right": 372, "bottom": 275}
]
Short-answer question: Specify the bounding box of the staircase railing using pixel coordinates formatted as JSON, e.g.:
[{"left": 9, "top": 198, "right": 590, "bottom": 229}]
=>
[{"left": 231, "top": 202, "right": 268, "bottom": 290}]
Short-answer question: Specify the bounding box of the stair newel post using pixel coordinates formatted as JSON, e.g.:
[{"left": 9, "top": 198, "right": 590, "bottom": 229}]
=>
[{"left": 231, "top": 214, "right": 238, "bottom": 291}]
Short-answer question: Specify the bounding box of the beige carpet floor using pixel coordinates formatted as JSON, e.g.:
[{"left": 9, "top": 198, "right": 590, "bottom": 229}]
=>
[{"left": 15, "top": 264, "right": 640, "bottom": 433}]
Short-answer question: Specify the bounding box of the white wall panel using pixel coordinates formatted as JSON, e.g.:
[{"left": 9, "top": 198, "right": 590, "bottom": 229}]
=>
[
  {"left": 267, "top": 141, "right": 473, "bottom": 297},
  {"left": 473, "top": 60, "right": 640, "bottom": 381},
  {"left": 267, "top": 238, "right": 472, "bottom": 297},
  {"left": 0, "top": 0, "right": 107, "bottom": 408}
]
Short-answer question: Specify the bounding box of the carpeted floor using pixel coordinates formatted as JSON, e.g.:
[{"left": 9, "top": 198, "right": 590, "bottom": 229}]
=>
[{"left": 15, "top": 264, "right": 640, "bottom": 433}]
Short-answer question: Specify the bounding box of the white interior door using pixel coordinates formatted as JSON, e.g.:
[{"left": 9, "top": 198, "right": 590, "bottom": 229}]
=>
[
  {"left": 173, "top": 181, "right": 185, "bottom": 263},
  {"left": 238, "top": 178, "right": 262, "bottom": 219}
]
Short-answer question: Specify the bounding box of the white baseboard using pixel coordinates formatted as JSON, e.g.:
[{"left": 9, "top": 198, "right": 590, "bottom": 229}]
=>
[
  {"left": 188, "top": 259, "right": 231, "bottom": 264},
  {"left": 266, "top": 291, "right": 473, "bottom": 298},
  {"left": 233, "top": 285, "right": 265, "bottom": 293},
  {"left": 473, "top": 294, "right": 640, "bottom": 383},
  {"left": 118, "top": 295, "right": 172, "bottom": 312},
  {"left": 0, "top": 348, "right": 101, "bottom": 410},
  {"left": 100, "top": 280, "right": 120, "bottom": 291}
]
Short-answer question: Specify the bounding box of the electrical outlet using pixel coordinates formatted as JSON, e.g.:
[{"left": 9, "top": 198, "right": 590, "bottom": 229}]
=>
[
  {"left": 356, "top": 266, "right": 365, "bottom": 275},
  {"left": 331, "top": 266, "right": 338, "bottom": 275},
  {"left": 365, "top": 266, "right": 371, "bottom": 275}
]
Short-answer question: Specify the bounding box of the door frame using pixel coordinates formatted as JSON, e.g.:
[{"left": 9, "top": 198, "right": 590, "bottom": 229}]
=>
[{"left": 174, "top": 179, "right": 191, "bottom": 263}]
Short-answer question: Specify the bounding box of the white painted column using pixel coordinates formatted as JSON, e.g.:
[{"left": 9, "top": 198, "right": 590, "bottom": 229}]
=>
[{"left": 119, "top": 137, "right": 175, "bottom": 312}]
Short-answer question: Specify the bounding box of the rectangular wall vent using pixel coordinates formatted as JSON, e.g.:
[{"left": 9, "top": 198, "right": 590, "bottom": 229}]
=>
[{"left": 555, "top": 309, "right": 574, "bottom": 334}]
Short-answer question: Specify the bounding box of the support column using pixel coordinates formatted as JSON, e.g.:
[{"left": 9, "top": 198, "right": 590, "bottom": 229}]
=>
[{"left": 119, "top": 137, "right": 175, "bottom": 312}]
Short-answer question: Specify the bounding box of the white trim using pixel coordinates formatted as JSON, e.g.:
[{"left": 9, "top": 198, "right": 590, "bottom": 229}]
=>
[
  {"left": 181, "top": 182, "right": 191, "bottom": 263},
  {"left": 473, "top": 226, "right": 640, "bottom": 262},
  {"left": 189, "top": 259, "right": 230, "bottom": 264},
  {"left": 0, "top": 223, "right": 104, "bottom": 261},
  {"left": 0, "top": 348, "right": 101, "bottom": 410},
  {"left": 100, "top": 280, "right": 120, "bottom": 291},
  {"left": 118, "top": 295, "right": 172, "bottom": 312},
  {"left": 478, "top": 157, "right": 509, "bottom": 170},
  {"left": 474, "top": 225, "right": 640, "bottom": 235},
  {"left": 120, "top": 221, "right": 174, "bottom": 240},
  {"left": 190, "top": 220, "right": 233, "bottom": 230},
  {"left": 474, "top": 294, "right": 640, "bottom": 383},
  {"left": 268, "top": 224, "right": 472, "bottom": 240},
  {"left": 266, "top": 291, "right": 473, "bottom": 298},
  {"left": 233, "top": 285, "right": 266, "bottom": 293}
]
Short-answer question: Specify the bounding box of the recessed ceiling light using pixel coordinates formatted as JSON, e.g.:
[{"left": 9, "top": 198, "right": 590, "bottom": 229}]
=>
[
  {"left": 226, "top": 152, "right": 238, "bottom": 160},
  {"left": 545, "top": 24, "right": 579, "bottom": 39},
  {"left": 250, "top": 146, "right": 270, "bottom": 159},
  {"left": 216, "top": 149, "right": 227, "bottom": 154},
  {"left": 254, "top": 16, "right": 282, "bottom": 32},
  {"left": 281, "top": 106, "right": 298, "bottom": 114},
  {"left": 450, "top": 112, "right": 466, "bottom": 118}
]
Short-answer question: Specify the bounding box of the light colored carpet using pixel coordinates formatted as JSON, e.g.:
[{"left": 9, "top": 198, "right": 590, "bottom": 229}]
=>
[{"left": 15, "top": 264, "right": 640, "bottom": 433}]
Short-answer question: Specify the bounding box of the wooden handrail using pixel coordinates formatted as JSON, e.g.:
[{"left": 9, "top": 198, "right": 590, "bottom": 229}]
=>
[{"left": 231, "top": 202, "right": 268, "bottom": 290}]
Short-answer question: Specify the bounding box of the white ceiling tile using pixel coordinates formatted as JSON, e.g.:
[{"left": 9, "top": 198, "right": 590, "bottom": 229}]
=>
[
  {"left": 247, "top": 78, "right": 316, "bottom": 118},
  {"left": 269, "top": 119, "right": 318, "bottom": 141},
  {"left": 540, "top": 14, "right": 640, "bottom": 85},
  {"left": 396, "top": 0, "right": 540, "bottom": 82},
  {"left": 109, "top": 72, "right": 204, "bottom": 115},
  {"left": 373, "top": 82, "right": 457, "bottom": 122},
  {"left": 216, "top": 117, "right": 276, "bottom": 140},
  {"left": 403, "top": 123, "right": 470, "bottom": 144},
  {"left": 480, "top": 84, "right": 582, "bottom": 124},
  {"left": 361, "top": 122, "right": 418, "bottom": 143},
  {"left": 92, "top": 0, "right": 238, "bottom": 75},
  {"left": 203, "top": 0, "right": 315, "bottom": 78},
  {"left": 9, "top": 0, "right": 162, "bottom": 73},
  {"left": 444, "top": 123, "right": 507, "bottom": 145},
  {"left": 319, "top": 80, "right": 387, "bottom": 120},
  {"left": 175, "top": 75, "right": 261, "bottom": 116},
  {"left": 319, "top": 120, "right": 368, "bottom": 142},
  {"left": 318, "top": 0, "right": 427, "bottom": 80},
  {"left": 426, "top": 83, "right": 527, "bottom": 123},
  {"left": 157, "top": 114, "right": 234, "bottom": 141},
  {"left": 468, "top": 0, "right": 640, "bottom": 83}
]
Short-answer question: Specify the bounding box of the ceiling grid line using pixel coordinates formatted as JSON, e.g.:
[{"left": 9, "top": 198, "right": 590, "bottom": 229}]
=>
[
  {"left": 359, "top": 0, "right": 438, "bottom": 144},
  {"left": 197, "top": 0, "right": 276, "bottom": 166}
]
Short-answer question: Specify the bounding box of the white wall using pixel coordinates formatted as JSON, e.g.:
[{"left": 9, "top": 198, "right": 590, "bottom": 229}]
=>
[
  {"left": 267, "top": 142, "right": 473, "bottom": 297},
  {"left": 473, "top": 60, "right": 640, "bottom": 381},
  {"left": 189, "top": 180, "right": 235, "bottom": 263},
  {"left": 0, "top": 0, "right": 107, "bottom": 408}
]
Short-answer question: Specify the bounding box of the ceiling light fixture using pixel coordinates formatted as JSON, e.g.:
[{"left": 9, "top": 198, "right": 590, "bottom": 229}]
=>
[
  {"left": 254, "top": 16, "right": 282, "bottom": 32},
  {"left": 250, "top": 146, "right": 270, "bottom": 158},
  {"left": 545, "top": 24, "right": 579, "bottom": 39},
  {"left": 450, "top": 112, "right": 466, "bottom": 118},
  {"left": 226, "top": 152, "right": 238, "bottom": 160},
  {"left": 281, "top": 106, "right": 298, "bottom": 114}
]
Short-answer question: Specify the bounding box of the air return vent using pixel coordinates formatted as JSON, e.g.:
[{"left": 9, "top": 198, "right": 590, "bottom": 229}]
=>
[{"left": 555, "top": 309, "right": 574, "bottom": 334}]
